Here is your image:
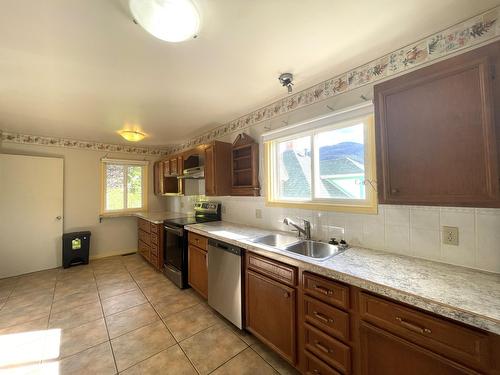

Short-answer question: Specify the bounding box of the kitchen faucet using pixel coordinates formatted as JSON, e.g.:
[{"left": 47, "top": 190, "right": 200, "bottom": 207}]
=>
[{"left": 283, "top": 217, "right": 311, "bottom": 240}]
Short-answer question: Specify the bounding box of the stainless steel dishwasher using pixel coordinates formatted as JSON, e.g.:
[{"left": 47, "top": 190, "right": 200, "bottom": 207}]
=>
[{"left": 208, "top": 239, "right": 243, "bottom": 329}]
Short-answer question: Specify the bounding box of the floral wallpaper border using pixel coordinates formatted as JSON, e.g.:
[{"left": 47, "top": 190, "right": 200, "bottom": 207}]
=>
[
  {"left": 0, "top": 131, "right": 171, "bottom": 156},
  {"left": 168, "top": 6, "right": 500, "bottom": 154}
]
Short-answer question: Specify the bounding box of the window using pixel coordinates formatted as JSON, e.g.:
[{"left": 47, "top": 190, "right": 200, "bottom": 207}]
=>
[
  {"left": 264, "top": 103, "right": 377, "bottom": 213},
  {"left": 100, "top": 159, "right": 148, "bottom": 214}
]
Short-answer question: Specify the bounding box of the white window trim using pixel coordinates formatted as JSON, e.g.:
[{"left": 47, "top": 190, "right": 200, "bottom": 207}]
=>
[
  {"left": 263, "top": 102, "right": 377, "bottom": 214},
  {"left": 100, "top": 159, "right": 149, "bottom": 215}
]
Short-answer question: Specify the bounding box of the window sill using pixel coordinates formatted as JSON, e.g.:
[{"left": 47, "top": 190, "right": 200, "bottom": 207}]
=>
[
  {"left": 99, "top": 210, "right": 147, "bottom": 221},
  {"left": 265, "top": 200, "right": 378, "bottom": 214}
]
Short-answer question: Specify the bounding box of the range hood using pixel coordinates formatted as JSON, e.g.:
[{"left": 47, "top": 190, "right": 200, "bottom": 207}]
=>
[{"left": 178, "top": 166, "right": 204, "bottom": 179}]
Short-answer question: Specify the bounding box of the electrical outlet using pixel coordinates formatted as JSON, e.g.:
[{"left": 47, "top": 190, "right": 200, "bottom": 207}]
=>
[
  {"left": 255, "top": 209, "right": 262, "bottom": 219},
  {"left": 442, "top": 226, "right": 459, "bottom": 246}
]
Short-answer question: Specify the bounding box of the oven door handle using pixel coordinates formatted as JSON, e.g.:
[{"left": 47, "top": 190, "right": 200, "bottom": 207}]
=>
[{"left": 164, "top": 224, "right": 184, "bottom": 237}]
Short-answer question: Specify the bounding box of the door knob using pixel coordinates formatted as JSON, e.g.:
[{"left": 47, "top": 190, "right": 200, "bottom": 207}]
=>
[{"left": 56, "top": 216, "right": 62, "bottom": 220}]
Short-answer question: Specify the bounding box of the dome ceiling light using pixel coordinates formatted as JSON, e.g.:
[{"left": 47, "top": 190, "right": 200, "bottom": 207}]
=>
[{"left": 129, "top": 0, "right": 200, "bottom": 43}]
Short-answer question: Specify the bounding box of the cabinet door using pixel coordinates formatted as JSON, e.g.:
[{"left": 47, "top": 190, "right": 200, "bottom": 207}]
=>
[
  {"left": 170, "top": 158, "right": 178, "bottom": 175},
  {"left": 153, "top": 161, "right": 161, "bottom": 195},
  {"left": 204, "top": 144, "right": 216, "bottom": 196},
  {"left": 188, "top": 245, "right": 208, "bottom": 299},
  {"left": 163, "top": 160, "right": 170, "bottom": 177},
  {"left": 177, "top": 156, "right": 184, "bottom": 175},
  {"left": 246, "top": 269, "right": 296, "bottom": 364},
  {"left": 360, "top": 322, "right": 479, "bottom": 375},
  {"left": 374, "top": 43, "right": 499, "bottom": 207}
]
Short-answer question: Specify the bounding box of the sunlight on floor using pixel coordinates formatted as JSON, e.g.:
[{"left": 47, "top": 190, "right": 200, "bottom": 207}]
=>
[{"left": 0, "top": 329, "right": 61, "bottom": 374}]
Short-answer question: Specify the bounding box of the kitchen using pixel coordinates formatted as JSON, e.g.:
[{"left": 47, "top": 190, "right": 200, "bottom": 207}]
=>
[{"left": 0, "top": 1, "right": 499, "bottom": 374}]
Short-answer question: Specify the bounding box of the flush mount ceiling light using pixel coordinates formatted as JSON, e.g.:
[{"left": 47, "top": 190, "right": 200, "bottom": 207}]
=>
[
  {"left": 120, "top": 130, "right": 146, "bottom": 142},
  {"left": 129, "top": 0, "right": 200, "bottom": 43}
]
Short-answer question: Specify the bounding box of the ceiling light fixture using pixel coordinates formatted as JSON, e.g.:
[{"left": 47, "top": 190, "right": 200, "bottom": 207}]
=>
[
  {"left": 120, "top": 130, "right": 146, "bottom": 142},
  {"left": 279, "top": 73, "right": 294, "bottom": 94},
  {"left": 129, "top": 0, "right": 200, "bottom": 43}
]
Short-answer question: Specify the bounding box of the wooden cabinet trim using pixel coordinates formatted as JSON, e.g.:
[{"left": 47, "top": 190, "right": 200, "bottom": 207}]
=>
[
  {"left": 304, "top": 295, "right": 350, "bottom": 342},
  {"left": 305, "top": 350, "right": 342, "bottom": 375},
  {"left": 187, "top": 244, "right": 208, "bottom": 299},
  {"left": 303, "top": 272, "right": 349, "bottom": 309},
  {"left": 188, "top": 232, "right": 208, "bottom": 251}
]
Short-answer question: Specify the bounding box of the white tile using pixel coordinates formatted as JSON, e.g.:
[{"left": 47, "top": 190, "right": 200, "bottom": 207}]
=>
[
  {"left": 385, "top": 206, "right": 410, "bottom": 226},
  {"left": 476, "top": 233, "right": 500, "bottom": 273},
  {"left": 384, "top": 225, "right": 410, "bottom": 255},
  {"left": 440, "top": 208, "right": 475, "bottom": 232},
  {"left": 476, "top": 210, "right": 500, "bottom": 235},
  {"left": 410, "top": 229, "right": 441, "bottom": 261},
  {"left": 362, "top": 222, "right": 385, "bottom": 250},
  {"left": 441, "top": 230, "right": 476, "bottom": 268},
  {"left": 410, "top": 207, "right": 440, "bottom": 231}
]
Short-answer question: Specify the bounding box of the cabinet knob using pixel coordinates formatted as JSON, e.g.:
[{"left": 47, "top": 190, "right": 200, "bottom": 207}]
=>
[{"left": 283, "top": 291, "right": 290, "bottom": 298}]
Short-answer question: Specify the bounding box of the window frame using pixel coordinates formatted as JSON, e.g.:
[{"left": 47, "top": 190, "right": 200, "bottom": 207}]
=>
[
  {"left": 100, "top": 159, "right": 149, "bottom": 215},
  {"left": 264, "top": 103, "right": 377, "bottom": 213}
]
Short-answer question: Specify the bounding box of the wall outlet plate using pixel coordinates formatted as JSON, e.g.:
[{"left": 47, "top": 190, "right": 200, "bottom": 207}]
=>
[
  {"left": 442, "top": 226, "right": 459, "bottom": 246},
  {"left": 255, "top": 209, "right": 262, "bottom": 219}
]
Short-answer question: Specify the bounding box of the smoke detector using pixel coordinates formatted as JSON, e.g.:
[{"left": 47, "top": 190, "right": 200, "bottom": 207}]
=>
[{"left": 278, "top": 73, "right": 294, "bottom": 94}]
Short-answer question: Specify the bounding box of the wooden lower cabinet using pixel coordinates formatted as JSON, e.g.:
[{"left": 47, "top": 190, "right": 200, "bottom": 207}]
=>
[
  {"left": 187, "top": 244, "right": 208, "bottom": 299},
  {"left": 246, "top": 269, "right": 296, "bottom": 364},
  {"left": 360, "top": 322, "right": 479, "bottom": 375},
  {"left": 137, "top": 218, "right": 162, "bottom": 270}
]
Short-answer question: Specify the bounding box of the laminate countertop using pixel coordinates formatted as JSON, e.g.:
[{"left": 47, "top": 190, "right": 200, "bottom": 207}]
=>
[{"left": 186, "top": 221, "right": 500, "bottom": 335}]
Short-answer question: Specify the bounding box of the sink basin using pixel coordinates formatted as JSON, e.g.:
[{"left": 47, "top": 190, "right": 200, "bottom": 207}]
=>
[
  {"left": 249, "top": 234, "right": 300, "bottom": 249},
  {"left": 283, "top": 240, "right": 343, "bottom": 261}
]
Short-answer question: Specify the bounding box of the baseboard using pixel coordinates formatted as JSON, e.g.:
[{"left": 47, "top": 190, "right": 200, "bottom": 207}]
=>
[{"left": 90, "top": 249, "right": 137, "bottom": 260}]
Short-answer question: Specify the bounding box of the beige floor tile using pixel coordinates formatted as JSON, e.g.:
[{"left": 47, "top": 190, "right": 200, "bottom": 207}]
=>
[
  {"left": 0, "top": 285, "right": 15, "bottom": 300},
  {"left": 251, "top": 342, "right": 300, "bottom": 375},
  {"left": 49, "top": 301, "right": 103, "bottom": 330},
  {"left": 1, "top": 290, "right": 53, "bottom": 312},
  {"left": 153, "top": 290, "right": 200, "bottom": 319},
  {"left": 96, "top": 274, "right": 134, "bottom": 288},
  {"left": 49, "top": 341, "right": 116, "bottom": 375},
  {"left": 98, "top": 281, "right": 139, "bottom": 300},
  {"left": 50, "top": 290, "right": 99, "bottom": 315},
  {"left": 221, "top": 320, "right": 259, "bottom": 346},
  {"left": 53, "top": 282, "right": 97, "bottom": 301},
  {"left": 121, "top": 344, "right": 197, "bottom": 375},
  {"left": 180, "top": 323, "right": 247, "bottom": 375},
  {"left": 0, "top": 317, "right": 48, "bottom": 336},
  {"left": 212, "top": 347, "right": 277, "bottom": 375},
  {"left": 111, "top": 320, "right": 175, "bottom": 372},
  {"left": 57, "top": 318, "right": 109, "bottom": 359},
  {"left": 141, "top": 281, "right": 186, "bottom": 305},
  {"left": 164, "top": 304, "right": 221, "bottom": 341},
  {"left": 102, "top": 290, "right": 147, "bottom": 316},
  {"left": 106, "top": 303, "right": 158, "bottom": 339},
  {"left": 0, "top": 303, "right": 51, "bottom": 330},
  {"left": 9, "top": 284, "right": 55, "bottom": 298}
]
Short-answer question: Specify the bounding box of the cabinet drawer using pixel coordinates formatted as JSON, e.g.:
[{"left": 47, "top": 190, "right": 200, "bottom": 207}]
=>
[
  {"left": 305, "top": 351, "right": 342, "bottom": 375},
  {"left": 305, "top": 323, "right": 351, "bottom": 374},
  {"left": 150, "top": 253, "right": 159, "bottom": 268},
  {"left": 138, "top": 229, "right": 151, "bottom": 245},
  {"left": 138, "top": 240, "right": 150, "bottom": 260},
  {"left": 246, "top": 253, "right": 297, "bottom": 286},
  {"left": 151, "top": 232, "right": 159, "bottom": 246},
  {"left": 138, "top": 218, "right": 151, "bottom": 233},
  {"left": 150, "top": 243, "right": 159, "bottom": 257},
  {"left": 303, "top": 273, "right": 349, "bottom": 309},
  {"left": 304, "top": 295, "right": 350, "bottom": 341},
  {"left": 151, "top": 223, "right": 159, "bottom": 234},
  {"left": 359, "top": 293, "right": 489, "bottom": 368},
  {"left": 188, "top": 232, "right": 208, "bottom": 250}
]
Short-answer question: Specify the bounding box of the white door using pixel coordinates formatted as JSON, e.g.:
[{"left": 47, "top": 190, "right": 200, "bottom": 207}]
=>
[{"left": 0, "top": 154, "right": 64, "bottom": 278}]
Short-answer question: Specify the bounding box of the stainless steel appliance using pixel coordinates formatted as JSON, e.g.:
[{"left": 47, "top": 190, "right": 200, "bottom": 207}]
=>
[
  {"left": 163, "top": 201, "right": 221, "bottom": 289},
  {"left": 208, "top": 239, "right": 243, "bottom": 329}
]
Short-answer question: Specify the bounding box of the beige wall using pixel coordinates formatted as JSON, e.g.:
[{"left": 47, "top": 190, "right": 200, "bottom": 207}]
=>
[{"left": 0, "top": 143, "right": 167, "bottom": 259}]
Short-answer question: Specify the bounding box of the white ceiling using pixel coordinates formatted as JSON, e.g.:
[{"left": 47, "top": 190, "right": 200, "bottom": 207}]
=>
[{"left": 1, "top": 0, "right": 498, "bottom": 146}]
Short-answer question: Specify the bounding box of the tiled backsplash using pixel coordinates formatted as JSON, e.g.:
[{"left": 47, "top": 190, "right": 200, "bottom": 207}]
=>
[{"left": 167, "top": 196, "right": 500, "bottom": 273}]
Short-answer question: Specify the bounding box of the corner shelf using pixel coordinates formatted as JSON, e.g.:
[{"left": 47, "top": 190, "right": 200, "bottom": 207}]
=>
[{"left": 231, "top": 133, "right": 260, "bottom": 196}]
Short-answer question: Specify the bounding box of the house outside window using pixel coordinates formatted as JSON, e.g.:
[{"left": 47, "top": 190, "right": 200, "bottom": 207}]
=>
[
  {"left": 100, "top": 159, "right": 149, "bottom": 214},
  {"left": 264, "top": 102, "right": 377, "bottom": 213}
]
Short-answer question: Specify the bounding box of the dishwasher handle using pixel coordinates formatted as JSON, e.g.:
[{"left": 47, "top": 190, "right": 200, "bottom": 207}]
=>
[{"left": 208, "top": 239, "right": 243, "bottom": 256}]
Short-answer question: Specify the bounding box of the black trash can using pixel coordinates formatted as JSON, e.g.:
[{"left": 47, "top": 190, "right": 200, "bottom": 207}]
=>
[{"left": 62, "top": 231, "right": 91, "bottom": 268}]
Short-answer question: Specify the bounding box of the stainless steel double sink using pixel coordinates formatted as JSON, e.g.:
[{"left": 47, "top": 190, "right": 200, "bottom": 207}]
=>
[{"left": 249, "top": 234, "right": 345, "bottom": 261}]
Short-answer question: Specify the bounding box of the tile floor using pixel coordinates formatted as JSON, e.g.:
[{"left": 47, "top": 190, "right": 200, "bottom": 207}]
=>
[{"left": 0, "top": 254, "right": 299, "bottom": 375}]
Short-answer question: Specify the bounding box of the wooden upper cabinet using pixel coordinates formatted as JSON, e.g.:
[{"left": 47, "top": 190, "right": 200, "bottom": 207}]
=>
[
  {"left": 374, "top": 42, "right": 500, "bottom": 207},
  {"left": 204, "top": 141, "right": 232, "bottom": 196},
  {"left": 163, "top": 159, "right": 170, "bottom": 177},
  {"left": 153, "top": 161, "right": 162, "bottom": 195}
]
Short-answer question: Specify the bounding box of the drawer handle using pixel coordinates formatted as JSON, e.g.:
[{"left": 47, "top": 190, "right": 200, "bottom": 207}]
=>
[
  {"left": 396, "top": 316, "right": 432, "bottom": 334},
  {"left": 314, "top": 340, "right": 332, "bottom": 354},
  {"left": 313, "top": 285, "right": 333, "bottom": 296},
  {"left": 313, "top": 311, "right": 334, "bottom": 324}
]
